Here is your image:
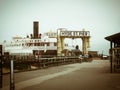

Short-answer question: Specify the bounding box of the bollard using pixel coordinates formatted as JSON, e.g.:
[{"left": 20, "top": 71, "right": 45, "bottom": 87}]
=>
[{"left": 10, "top": 60, "right": 15, "bottom": 90}]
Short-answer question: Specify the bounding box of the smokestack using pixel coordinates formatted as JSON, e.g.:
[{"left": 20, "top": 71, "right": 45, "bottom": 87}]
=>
[{"left": 33, "top": 21, "right": 39, "bottom": 39}]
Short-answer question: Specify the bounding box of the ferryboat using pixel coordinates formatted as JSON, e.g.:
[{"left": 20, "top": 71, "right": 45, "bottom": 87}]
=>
[{"left": 2, "top": 22, "right": 73, "bottom": 57}]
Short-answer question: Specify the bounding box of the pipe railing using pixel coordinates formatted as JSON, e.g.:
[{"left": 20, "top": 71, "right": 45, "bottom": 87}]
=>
[{"left": 3, "top": 56, "right": 83, "bottom": 74}]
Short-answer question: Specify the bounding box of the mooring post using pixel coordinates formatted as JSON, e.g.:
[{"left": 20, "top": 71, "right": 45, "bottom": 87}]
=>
[{"left": 10, "top": 60, "right": 15, "bottom": 90}]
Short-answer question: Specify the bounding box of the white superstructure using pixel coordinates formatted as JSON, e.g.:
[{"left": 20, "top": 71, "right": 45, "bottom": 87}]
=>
[
  {"left": 2, "top": 31, "right": 72, "bottom": 55},
  {"left": 2, "top": 22, "right": 73, "bottom": 55}
]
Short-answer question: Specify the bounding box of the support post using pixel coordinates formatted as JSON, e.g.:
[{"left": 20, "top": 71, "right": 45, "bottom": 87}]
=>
[
  {"left": 57, "top": 29, "right": 64, "bottom": 56},
  {"left": 110, "top": 41, "right": 113, "bottom": 73},
  {"left": 0, "top": 45, "right": 2, "bottom": 88},
  {"left": 10, "top": 60, "right": 14, "bottom": 90},
  {"left": 0, "top": 58, "right": 2, "bottom": 88},
  {"left": 82, "top": 37, "right": 88, "bottom": 55}
]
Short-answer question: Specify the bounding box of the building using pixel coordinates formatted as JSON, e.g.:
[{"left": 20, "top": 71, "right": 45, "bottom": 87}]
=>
[
  {"left": 105, "top": 32, "right": 120, "bottom": 73},
  {"left": 88, "top": 51, "right": 98, "bottom": 58}
]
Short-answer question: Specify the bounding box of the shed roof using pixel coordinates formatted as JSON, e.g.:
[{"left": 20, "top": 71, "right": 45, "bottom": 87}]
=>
[{"left": 105, "top": 32, "right": 120, "bottom": 44}]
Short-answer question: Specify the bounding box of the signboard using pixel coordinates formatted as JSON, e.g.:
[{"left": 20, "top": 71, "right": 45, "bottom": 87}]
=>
[
  {"left": 45, "top": 32, "right": 57, "bottom": 38},
  {"left": 0, "top": 45, "right": 2, "bottom": 88},
  {"left": 60, "top": 31, "right": 90, "bottom": 37}
]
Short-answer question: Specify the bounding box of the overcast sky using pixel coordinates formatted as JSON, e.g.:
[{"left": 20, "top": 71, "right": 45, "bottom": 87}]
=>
[{"left": 0, "top": 0, "right": 120, "bottom": 55}]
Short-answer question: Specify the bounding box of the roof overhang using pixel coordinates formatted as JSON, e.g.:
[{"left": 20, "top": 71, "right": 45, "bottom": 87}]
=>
[{"left": 105, "top": 32, "right": 120, "bottom": 44}]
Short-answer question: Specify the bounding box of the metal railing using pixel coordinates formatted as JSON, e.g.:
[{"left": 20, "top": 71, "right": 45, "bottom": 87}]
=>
[{"left": 3, "top": 56, "right": 83, "bottom": 74}]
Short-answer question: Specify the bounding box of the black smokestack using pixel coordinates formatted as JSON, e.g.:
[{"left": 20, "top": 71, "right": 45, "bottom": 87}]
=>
[{"left": 33, "top": 21, "right": 39, "bottom": 39}]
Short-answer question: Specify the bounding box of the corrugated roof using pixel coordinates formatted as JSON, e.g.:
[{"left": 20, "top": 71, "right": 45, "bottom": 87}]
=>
[{"left": 105, "top": 32, "right": 120, "bottom": 44}]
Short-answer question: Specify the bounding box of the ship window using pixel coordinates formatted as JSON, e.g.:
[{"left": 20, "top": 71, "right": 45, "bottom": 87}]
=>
[
  {"left": 35, "top": 43, "right": 38, "bottom": 46},
  {"left": 41, "top": 43, "right": 44, "bottom": 46},
  {"left": 41, "top": 43, "right": 43, "bottom": 46},
  {"left": 54, "top": 43, "right": 57, "bottom": 46},
  {"left": 46, "top": 43, "right": 50, "bottom": 46}
]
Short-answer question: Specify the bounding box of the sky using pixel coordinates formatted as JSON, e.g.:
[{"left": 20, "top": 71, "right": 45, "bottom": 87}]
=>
[{"left": 0, "top": 0, "right": 120, "bottom": 55}]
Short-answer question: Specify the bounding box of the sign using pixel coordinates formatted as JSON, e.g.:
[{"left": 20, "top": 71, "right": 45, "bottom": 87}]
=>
[
  {"left": 45, "top": 32, "right": 57, "bottom": 38},
  {"left": 60, "top": 31, "right": 90, "bottom": 37}
]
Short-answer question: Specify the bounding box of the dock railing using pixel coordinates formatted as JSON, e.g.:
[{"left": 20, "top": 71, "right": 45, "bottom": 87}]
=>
[{"left": 2, "top": 56, "right": 84, "bottom": 74}]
